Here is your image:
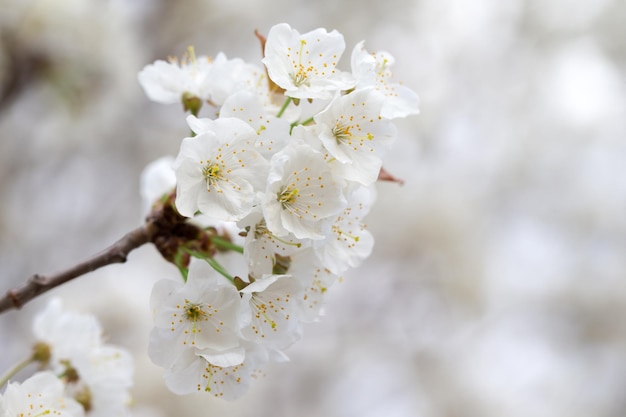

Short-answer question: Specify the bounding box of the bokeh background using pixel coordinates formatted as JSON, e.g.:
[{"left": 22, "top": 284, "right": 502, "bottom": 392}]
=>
[{"left": 1, "top": 0, "right": 625, "bottom": 416}]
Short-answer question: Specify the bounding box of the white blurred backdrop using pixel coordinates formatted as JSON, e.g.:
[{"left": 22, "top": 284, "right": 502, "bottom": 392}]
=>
[{"left": 1, "top": 0, "right": 625, "bottom": 416}]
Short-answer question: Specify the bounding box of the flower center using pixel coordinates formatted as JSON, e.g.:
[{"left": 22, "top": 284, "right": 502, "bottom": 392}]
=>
[
  {"left": 292, "top": 71, "right": 309, "bottom": 87},
  {"left": 202, "top": 163, "right": 222, "bottom": 188},
  {"left": 291, "top": 40, "right": 311, "bottom": 87},
  {"left": 332, "top": 123, "right": 352, "bottom": 143},
  {"left": 251, "top": 296, "right": 278, "bottom": 330},
  {"left": 185, "top": 303, "right": 208, "bottom": 322},
  {"left": 278, "top": 186, "right": 299, "bottom": 208},
  {"left": 332, "top": 224, "right": 360, "bottom": 246},
  {"left": 332, "top": 122, "right": 374, "bottom": 144}
]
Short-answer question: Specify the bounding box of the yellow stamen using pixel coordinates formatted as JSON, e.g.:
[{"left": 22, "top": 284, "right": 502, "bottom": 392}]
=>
[{"left": 278, "top": 187, "right": 299, "bottom": 207}]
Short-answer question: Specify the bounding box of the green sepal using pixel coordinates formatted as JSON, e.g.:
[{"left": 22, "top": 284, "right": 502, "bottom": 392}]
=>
[{"left": 181, "top": 92, "right": 202, "bottom": 116}]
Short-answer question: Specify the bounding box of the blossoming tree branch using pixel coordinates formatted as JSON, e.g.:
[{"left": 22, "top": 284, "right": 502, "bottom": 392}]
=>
[{"left": 0, "top": 23, "right": 419, "bottom": 414}]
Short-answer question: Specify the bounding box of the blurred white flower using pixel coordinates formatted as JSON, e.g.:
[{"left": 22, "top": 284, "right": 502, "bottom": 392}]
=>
[
  {"left": 67, "top": 346, "right": 134, "bottom": 417},
  {"left": 137, "top": 49, "right": 214, "bottom": 104},
  {"left": 0, "top": 371, "right": 85, "bottom": 417},
  {"left": 32, "top": 298, "right": 103, "bottom": 372},
  {"left": 31, "top": 299, "right": 134, "bottom": 416},
  {"left": 204, "top": 53, "right": 268, "bottom": 106},
  {"left": 139, "top": 156, "right": 176, "bottom": 215}
]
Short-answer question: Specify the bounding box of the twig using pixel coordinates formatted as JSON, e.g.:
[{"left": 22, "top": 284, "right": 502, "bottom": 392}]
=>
[
  {"left": 378, "top": 166, "right": 405, "bottom": 185},
  {"left": 0, "top": 222, "right": 157, "bottom": 314}
]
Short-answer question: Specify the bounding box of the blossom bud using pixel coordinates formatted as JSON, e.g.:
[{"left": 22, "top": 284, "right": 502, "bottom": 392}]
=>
[
  {"left": 31, "top": 341, "right": 51, "bottom": 365},
  {"left": 181, "top": 91, "right": 203, "bottom": 116}
]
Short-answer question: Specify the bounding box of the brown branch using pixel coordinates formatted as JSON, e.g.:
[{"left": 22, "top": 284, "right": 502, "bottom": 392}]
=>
[
  {"left": 0, "top": 222, "right": 158, "bottom": 314},
  {"left": 0, "top": 190, "right": 239, "bottom": 315}
]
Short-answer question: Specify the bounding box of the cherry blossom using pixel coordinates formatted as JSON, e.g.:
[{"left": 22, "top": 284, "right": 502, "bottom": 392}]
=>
[
  {"left": 140, "top": 156, "right": 176, "bottom": 215},
  {"left": 30, "top": 299, "right": 134, "bottom": 416},
  {"left": 202, "top": 53, "right": 268, "bottom": 106},
  {"left": 0, "top": 372, "right": 85, "bottom": 417},
  {"left": 239, "top": 274, "right": 304, "bottom": 349},
  {"left": 314, "top": 88, "right": 397, "bottom": 185},
  {"left": 65, "top": 346, "right": 134, "bottom": 417},
  {"left": 220, "top": 90, "right": 292, "bottom": 158},
  {"left": 162, "top": 344, "right": 269, "bottom": 400},
  {"left": 32, "top": 298, "right": 103, "bottom": 370},
  {"left": 138, "top": 48, "right": 214, "bottom": 105},
  {"left": 314, "top": 185, "right": 376, "bottom": 274},
  {"left": 351, "top": 41, "right": 420, "bottom": 119},
  {"left": 288, "top": 249, "right": 339, "bottom": 322},
  {"left": 148, "top": 260, "right": 242, "bottom": 368},
  {"left": 262, "top": 23, "right": 355, "bottom": 99},
  {"left": 262, "top": 142, "right": 346, "bottom": 240},
  {"left": 239, "top": 210, "right": 307, "bottom": 276},
  {"left": 0, "top": 21, "right": 422, "bottom": 409},
  {"left": 174, "top": 116, "right": 269, "bottom": 220},
  {"left": 131, "top": 21, "right": 420, "bottom": 401}
]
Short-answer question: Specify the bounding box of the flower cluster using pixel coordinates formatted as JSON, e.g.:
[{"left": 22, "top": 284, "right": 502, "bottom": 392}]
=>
[
  {"left": 0, "top": 299, "right": 133, "bottom": 416},
  {"left": 138, "top": 23, "right": 419, "bottom": 400}
]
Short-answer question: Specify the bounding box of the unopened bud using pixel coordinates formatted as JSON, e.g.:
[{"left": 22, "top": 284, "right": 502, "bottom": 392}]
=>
[
  {"left": 60, "top": 359, "right": 80, "bottom": 383},
  {"left": 31, "top": 341, "right": 51, "bottom": 365},
  {"left": 273, "top": 254, "right": 291, "bottom": 275},
  {"left": 234, "top": 276, "right": 250, "bottom": 292},
  {"left": 181, "top": 92, "right": 202, "bottom": 116},
  {"left": 74, "top": 386, "right": 93, "bottom": 412}
]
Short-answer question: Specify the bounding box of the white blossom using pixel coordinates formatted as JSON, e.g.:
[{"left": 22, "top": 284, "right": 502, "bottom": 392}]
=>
[
  {"left": 174, "top": 116, "right": 269, "bottom": 220},
  {"left": 139, "top": 156, "right": 176, "bottom": 215},
  {"left": 67, "top": 346, "right": 134, "bottom": 417},
  {"left": 351, "top": 41, "right": 420, "bottom": 119},
  {"left": 220, "top": 90, "right": 292, "bottom": 158},
  {"left": 162, "top": 345, "right": 268, "bottom": 400},
  {"left": 138, "top": 49, "right": 213, "bottom": 104},
  {"left": 202, "top": 53, "right": 268, "bottom": 106},
  {"left": 0, "top": 372, "right": 85, "bottom": 417},
  {"left": 135, "top": 22, "right": 420, "bottom": 401},
  {"left": 262, "top": 142, "right": 346, "bottom": 240},
  {"left": 239, "top": 274, "right": 303, "bottom": 349},
  {"left": 31, "top": 299, "right": 134, "bottom": 416},
  {"left": 262, "top": 23, "right": 355, "bottom": 99},
  {"left": 32, "top": 298, "right": 103, "bottom": 372},
  {"left": 148, "top": 260, "right": 242, "bottom": 368},
  {"left": 314, "top": 185, "right": 375, "bottom": 274},
  {"left": 288, "top": 249, "right": 339, "bottom": 322},
  {"left": 314, "top": 88, "right": 397, "bottom": 185},
  {"left": 239, "top": 210, "right": 307, "bottom": 276}
]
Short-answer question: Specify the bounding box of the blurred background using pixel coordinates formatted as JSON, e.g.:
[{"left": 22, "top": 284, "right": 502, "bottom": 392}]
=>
[{"left": 1, "top": 0, "right": 625, "bottom": 416}]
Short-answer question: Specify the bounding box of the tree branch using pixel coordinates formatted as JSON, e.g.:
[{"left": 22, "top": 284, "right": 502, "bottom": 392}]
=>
[
  {"left": 0, "top": 222, "right": 157, "bottom": 314},
  {"left": 0, "top": 191, "right": 230, "bottom": 315}
]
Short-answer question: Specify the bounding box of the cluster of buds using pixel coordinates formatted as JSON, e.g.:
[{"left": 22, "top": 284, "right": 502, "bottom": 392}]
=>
[{"left": 138, "top": 22, "right": 419, "bottom": 400}]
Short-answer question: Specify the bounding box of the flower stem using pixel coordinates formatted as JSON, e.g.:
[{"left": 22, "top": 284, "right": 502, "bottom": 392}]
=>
[
  {"left": 289, "top": 116, "right": 315, "bottom": 133},
  {"left": 276, "top": 96, "right": 292, "bottom": 118},
  {"left": 211, "top": 236, "right": 244, "bottom": 254},
  {"left": 0, "top": 355, "right": 34, "bottom": 388},
  {"left": 205, "top": 258, "right": 235, "bottom": 284}
]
